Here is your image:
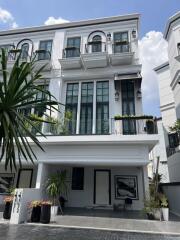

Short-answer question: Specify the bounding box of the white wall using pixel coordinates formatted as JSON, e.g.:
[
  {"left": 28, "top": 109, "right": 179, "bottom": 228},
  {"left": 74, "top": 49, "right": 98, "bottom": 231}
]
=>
[
  {"left": 162, "top": 184, "right": 180, "bottom": 217},
  {"left": 43, "top": 164, "right": 146, "bottom": 210},
  {"left": 168, "top": 151, "right": 180, "bottom": 182}
]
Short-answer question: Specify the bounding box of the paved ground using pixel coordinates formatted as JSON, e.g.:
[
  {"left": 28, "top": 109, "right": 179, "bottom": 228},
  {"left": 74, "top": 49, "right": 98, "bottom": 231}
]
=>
[{"left": 0, "top": 223, "right": 180, "bottom": 240}]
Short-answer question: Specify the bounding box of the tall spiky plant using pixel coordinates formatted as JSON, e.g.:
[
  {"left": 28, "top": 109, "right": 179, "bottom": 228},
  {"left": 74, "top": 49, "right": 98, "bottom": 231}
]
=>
[{"left": 0, "top": 48, "right": 59, "bottom": 170}]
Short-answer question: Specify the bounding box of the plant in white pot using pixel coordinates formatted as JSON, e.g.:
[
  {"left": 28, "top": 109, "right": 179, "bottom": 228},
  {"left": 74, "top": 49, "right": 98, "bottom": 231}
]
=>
[
  {"left": 46, "top": 170, "right": 68, "bottom": 217},
  {"left": 160, "top": 194, "right": 169, "bottom": 221}
]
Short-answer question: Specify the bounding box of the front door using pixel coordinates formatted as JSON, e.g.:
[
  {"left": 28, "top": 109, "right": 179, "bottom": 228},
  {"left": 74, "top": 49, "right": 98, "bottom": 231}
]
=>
[{"left": 94, "top": 170, "right": 111, "bottom": 205}]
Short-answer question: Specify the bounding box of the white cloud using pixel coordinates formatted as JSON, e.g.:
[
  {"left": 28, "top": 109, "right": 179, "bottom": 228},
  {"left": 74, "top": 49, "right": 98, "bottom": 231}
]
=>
[
  {"left": 44, "top": 16, "right": 69, "bottom": 25},
  {"left": 11, "top": 21, "right": 18, "bottom": 29},
  {"left": 139, "top": 31, "right": 168, "bottom": 116},
  {"left": 0, "top": 7, "right": 18, "bottom": 29}
]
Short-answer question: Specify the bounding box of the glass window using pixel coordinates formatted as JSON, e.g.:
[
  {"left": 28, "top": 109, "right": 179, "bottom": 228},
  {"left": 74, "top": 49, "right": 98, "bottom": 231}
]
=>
[
  {"left": 80, "top": 82, "right": 93, "bottom": 135},
  {"left": 72, "top": 167, "right": 84, "bottom": 190},
  {"left": 177, "top": 43, "right": 180, "bottom": 55},
  {"left": 96, "top": 81, "right": 109, "bottom": 134},
  {"left": 66, "top": 37, "right": 81, "bottom": 58},
  {"left": 20, "top": 43, "right": 29, "bottom": 60},
  {"left": 121, "top": 80, "right": 136, "bottom": 134},
  {"left": 113, "top": 32, "right": 129, "bottom": 53},
  {"left": 65, "top": 83, "right": 79, "bottom": 134},
  {"left": 38, "top": 40, "right": 52, "bottom": 60},
  {"left": 92, "top": 35, "right": 102, "bottom": 53}
]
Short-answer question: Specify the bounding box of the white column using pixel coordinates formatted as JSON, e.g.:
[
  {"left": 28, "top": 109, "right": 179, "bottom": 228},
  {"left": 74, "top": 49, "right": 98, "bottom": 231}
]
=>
[
  {"left": 92, "top": 80, "right": 96, "bottom": 134},
  {"left": 142, "top": 166, "right": 149, "bottom": 199},
  {"left": 76, "top": 82, "right": 81, "bottom": 134},
  {"left": 36, "top": 163, "right": 47, "bottom": 189}
]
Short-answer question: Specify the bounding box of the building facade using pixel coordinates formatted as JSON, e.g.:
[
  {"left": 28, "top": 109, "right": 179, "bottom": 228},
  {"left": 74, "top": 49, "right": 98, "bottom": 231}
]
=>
[
  {"left": 154, "top": 11, "right": 180, "bottom": 183},
  {"left": 0, "top": 14, "right": 158, "bottom": 210}
]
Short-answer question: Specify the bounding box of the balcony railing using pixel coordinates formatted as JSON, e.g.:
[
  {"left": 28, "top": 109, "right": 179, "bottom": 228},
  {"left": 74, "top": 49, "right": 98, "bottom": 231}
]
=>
[
  {"left": 62, "top": 47, "right": 80, "bottom": 58},
  {"left": 111, "top": 117, "right": 158, "bottom": 135},
  {"left": 166, "top": 131, "right": 180, "bottom": 157},
  {"left": 85, "top": 42, "right": 107, "bottom": 53},
  {"left": 112, "top": 41, "right": 130, "bottom": 54},
  {"left": 30, "top": 116, "right": 158, "bottom": 136}
]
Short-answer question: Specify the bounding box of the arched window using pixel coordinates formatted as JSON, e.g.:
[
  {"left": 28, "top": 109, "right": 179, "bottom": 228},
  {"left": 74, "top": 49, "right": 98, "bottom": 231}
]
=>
[
  {"left": 21, "top": 43, "right": 29, "bottom": 60},
  {"left": 92, "top": 35, "right": 102, "bottom": 53}
]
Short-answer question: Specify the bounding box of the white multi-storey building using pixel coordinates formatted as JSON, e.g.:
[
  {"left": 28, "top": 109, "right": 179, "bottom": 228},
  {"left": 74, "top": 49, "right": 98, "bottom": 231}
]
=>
[
  {"left": 154, "top": 11, "right": 180, "bottom": 183},
  {"left": 154, "top": 11, "right": 180, "bottom": 216},
  {"left": 0, "top": 14, "right": 158, "bottom": 211}
]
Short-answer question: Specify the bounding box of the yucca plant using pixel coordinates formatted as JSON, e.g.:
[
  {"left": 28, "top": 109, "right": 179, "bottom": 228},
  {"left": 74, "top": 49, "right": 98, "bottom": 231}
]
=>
[
  {"left": 46, "top": 170, "right": 68, "bottom": 206},
  {"left": 0, "top": 48, "right": 59, "bottom": 170}
]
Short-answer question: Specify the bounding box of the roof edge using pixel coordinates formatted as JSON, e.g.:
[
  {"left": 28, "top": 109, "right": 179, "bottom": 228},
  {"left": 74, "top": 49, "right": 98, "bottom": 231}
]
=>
[
  {"left": 164, "top": 11, "right": 180, "bottom": 40},
  {"left": 0, "top": 13, "right": 140, "bottom": 37}
]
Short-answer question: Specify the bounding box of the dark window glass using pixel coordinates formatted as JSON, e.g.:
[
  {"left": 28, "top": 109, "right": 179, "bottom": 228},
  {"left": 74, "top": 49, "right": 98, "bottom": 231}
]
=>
[
  {"left": 20, "top": 43, "right": 29, "bottom": 60},
  {"left": 121, "top": 80, "right": 136, "bottom": 134},
  {"left": 114, "top": 32, "right": 129, "bottom": 53},
  {"left": 65, "top": 83, "right": 79, "bottom": 134},
  {"left": 80, "top": 82, "right": 93, "bottom": 134},
  {"left": 178, "top": 43, "right": 180, "bottom": 55},
  {"left": 72, "top": 167, "right": 84, "bottom": 190},
  {"left": 169, "top": 132, "right": 179, "bottom": 148},
  {"left": 66, "top": 37, "right": 81, "bottom": 58},
  {"left": 38, "top": 40, "right": 52, "bottom": 60},
  {"left": 92, "top": 35, "right": 102, "bottom": 53},
  {"left": 96, "top": 81, "right": 109, "bottom": 134}
]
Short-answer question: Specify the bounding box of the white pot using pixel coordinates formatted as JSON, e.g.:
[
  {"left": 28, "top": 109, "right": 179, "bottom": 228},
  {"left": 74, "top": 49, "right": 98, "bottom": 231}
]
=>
[
  {"left": 51, "top": 206, "right": 58, "bottom": 216},
  {"left": 162, "top": 208, "right": 169, "bottom": 221},
  {"left": 115, "top": 120, "right": 122, "bottom": 135},
  {"left": 153, "top": 209, "right": 161, "bottom": 220}
]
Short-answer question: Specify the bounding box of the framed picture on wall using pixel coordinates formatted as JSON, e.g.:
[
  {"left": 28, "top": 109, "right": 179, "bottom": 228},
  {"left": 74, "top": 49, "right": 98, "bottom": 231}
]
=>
[
  {"left": 0, "top": 173, "right": 15, "bottom": 194},
  {"left": 114, "top": 175, "right": 138, "bottom": 200}
]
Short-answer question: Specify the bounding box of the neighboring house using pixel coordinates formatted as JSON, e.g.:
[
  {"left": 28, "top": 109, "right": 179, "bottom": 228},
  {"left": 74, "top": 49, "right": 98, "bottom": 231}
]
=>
[
  {"left": 0, "top": 14, "right": 158, "bottom": 210},
  {"left": 149, "top": 118, "right": 169, "bottom": 183},
  {"left": 154, "top": 11, "right": 180, "bottom": 183},
  {"left": 154, "top": 12, "right": 180, "bottom": 216}
]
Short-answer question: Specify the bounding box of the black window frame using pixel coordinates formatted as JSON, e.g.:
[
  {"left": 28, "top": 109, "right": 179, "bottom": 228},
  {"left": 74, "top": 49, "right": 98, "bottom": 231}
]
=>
[
  {"left": 65, "top": 83, "right": 79, "bottom": 135},
  {"left": 96, "top": 81, "right": 109, "bottom": 135},
  {"left": 80, "top": 82, "right": 94, "bottom": 135},
  {"left": 66, "top": 37, "right": 81, "bottom": 58},
  {"left": 121, "top": 80, "right": 136, "bottom": 135},
  {"left": 72, "top": 167, "right": 84, "bottom": 190},
  {"left": 113, "top": 31, "right": 129, "bottom": 53},
  {"left": 91, "top": 35, "right": 102, "bottom": 53}
]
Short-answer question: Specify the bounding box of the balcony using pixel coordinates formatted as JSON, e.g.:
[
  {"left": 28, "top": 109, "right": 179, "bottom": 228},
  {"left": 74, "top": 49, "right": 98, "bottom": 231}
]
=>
[
  {"left": 0, "top": 49, "right": 52, "bottom": 71},
  {"left": 34, "top": 116, "right": 158, "bottom": 136},
  {"left": 166, "top": 131, "right": 180, "bottom": 157},
  {"left": 59, "top": 47, "right": 82, "bottom": 70},
  {"left": 110, "top": 42, "right": 134, "bottom": 66},
  {"left": 81, "top": 42, "right": 108, "bottom": 69}
]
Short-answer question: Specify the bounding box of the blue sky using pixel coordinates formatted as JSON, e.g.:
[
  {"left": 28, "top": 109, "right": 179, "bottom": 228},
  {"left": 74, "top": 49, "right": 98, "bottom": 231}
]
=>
[{"left": 0, "top": 0, "right": 179, "bottom": 116}]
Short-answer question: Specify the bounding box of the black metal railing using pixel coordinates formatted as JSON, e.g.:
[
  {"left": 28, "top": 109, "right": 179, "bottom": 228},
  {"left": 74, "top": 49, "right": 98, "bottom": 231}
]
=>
[
  {"left": 111, "top": 117, "right": 158, "bottom": 135},
  {"left": 112, "top": 41, "right": 130, "bottom": 54},
  {"left": 166, "top": 131, "right": 180, "bottom": 157},
  {"left": 85, "top": 42, "right": 107, "bottom": 53},
  {"left": 62, "top": 47, "right": 80, "bottom": 58}
]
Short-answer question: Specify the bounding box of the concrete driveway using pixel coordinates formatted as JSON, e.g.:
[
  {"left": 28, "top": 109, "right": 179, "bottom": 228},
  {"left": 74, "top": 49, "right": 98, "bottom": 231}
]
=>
[{"left": 0, "top": 224, "right": 180, "bottom": 240}]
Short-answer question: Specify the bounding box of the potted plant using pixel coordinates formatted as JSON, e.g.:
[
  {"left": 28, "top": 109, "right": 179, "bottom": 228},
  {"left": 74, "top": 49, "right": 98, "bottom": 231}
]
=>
[
  {"left": 30, "top": 200, "right": 41, "bottom": 223},
  {"left": 3, "top": 195, "right": 14, "bottom": 220},
  {"left": 160, "top": 194, "right": 169, "bottom": 221},
  {"left": 146, "top": 119, "right": 155, "bottom": 134},
  {"left": 46, "top": 170, "right": 68, "bottom": 216},
  {"left": 40, "top": 201, "right": 52, "bottom": 224}
]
